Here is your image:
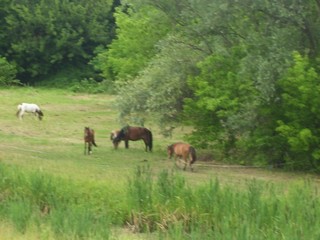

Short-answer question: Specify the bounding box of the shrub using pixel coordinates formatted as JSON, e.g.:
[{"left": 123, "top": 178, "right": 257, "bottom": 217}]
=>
[{"left": 0, "top": 57, "right": 20, "bottom": 86}]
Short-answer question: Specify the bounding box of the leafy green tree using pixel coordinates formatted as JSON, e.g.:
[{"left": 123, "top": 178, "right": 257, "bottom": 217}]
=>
[
  {"left": 0, "top": 56, "right": 19, "bottom": 85},
  {"left": 114, "top": 35, "right": 202, "bottom": 128},
  {"left": 276, "top": 52, "right": 320, "bottom": 171},
  {"left": 0, "top": 0, "right": 11, "bottom": 54},
  {"left": 184, "top": 48, "right": 258, "bottom": 157},
  {"left": 99, "top": 0, "right": 320, "bottom": 170},
  {"left": 94, "top": 4, "right": 171, "bottom": 81},
  {"left": 2, "top": 0, "right": 114, "bottom": 82}
]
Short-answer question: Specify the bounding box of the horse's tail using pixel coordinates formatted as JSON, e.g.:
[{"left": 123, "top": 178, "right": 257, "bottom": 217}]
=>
[
  {"left": 92, "top": 130, "right": 98, "bottom": 147},
  {"left": 147, "top": 129, "right": 153, "bottom": 151},
  {"left": 16, "top": 104, "right": 22, "bottom": 118},
  {"left": 189, "top": 146, "right": 197, "bottom": 165},
  {"left": 16, "top": 109, "right": 21, "bottom": 118}
]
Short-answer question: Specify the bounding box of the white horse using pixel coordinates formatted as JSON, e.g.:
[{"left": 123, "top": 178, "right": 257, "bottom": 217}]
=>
[{"left": 16, "top": 103, "right": 44, "bottom": 120}]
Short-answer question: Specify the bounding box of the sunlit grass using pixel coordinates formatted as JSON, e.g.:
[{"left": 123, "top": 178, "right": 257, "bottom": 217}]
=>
[{"left": 1, "top": 87, "right": 320, "bottom": 239}]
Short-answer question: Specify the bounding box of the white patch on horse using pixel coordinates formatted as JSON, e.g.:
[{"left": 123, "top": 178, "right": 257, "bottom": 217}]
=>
[
  {"left": 16, "top": 103, "right": 44, "bottom": 120},
  {"left": 111, "top": 130, "right": 118, "bottom": 140}
]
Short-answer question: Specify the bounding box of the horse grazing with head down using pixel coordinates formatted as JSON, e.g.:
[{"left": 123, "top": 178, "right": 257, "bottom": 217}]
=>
[
  {"left": 84, "top": 127, "right": 97, "bottom": 155},
  {"left": 110, "top": 130, "right": 120, "bottom": 142},
  {"left": 16, "top": 103, "right": 44, "bottom": 120},
  {"left": 167, "top": 142, "right": 197, "bottom": 171},
  {"left": 112, "top": 126, "right": 153, "bottom": 152}
]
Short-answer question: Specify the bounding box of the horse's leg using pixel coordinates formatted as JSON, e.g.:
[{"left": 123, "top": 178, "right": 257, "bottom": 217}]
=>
[
  {"left": 188, "top": 157, "right": 192, "bottom": 171},
  {"left": 189, "top": 155, "right": 194, "bottom": 171},
  {"left": 142, "top": 138, "right": 148, "bottom": 152},
  {"left": 125, "top": 140, "right": 129, "bottom": 149},
  {"left": 145, "top": 137, "right": 151, "bottom": 152},
  {"left": 183, "top": 159, "right": 187, "bottom": 171},
  {"left": 16, "top": 110, "right": 21, "bottom": 119},
  {"left": 183, "top": 155, "right": 187, "bottom": 171},
  {"left": 89, "top": 142, "right": 92, "bottom": 154},
  {"left": 84, "top": 142, "right": 87, "bottom": 155},
  {"left": 174, "top": 155, "right": 179, "bottom": 168},
  {"left": 19, "top": 110, "right": 24, "bottom": 120}
]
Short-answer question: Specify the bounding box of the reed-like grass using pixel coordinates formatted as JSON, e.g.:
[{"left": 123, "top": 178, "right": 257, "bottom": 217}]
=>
[
  {"left": 0, "top": 163, "right": 115, "bottom": 239},
  {"left": 126, "top": 167, "right": 320, "bottom": 239},
  {"left": 0, "top": 161, "right": 320, "bottom": 239}
]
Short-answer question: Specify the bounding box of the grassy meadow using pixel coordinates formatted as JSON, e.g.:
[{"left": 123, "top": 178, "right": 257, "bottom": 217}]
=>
[{"left": 0, "top": 87, "right": 320, "bottom": 239}]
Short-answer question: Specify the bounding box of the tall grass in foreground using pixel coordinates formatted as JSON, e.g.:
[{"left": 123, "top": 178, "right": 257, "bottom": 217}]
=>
[
  {"left": 127, "top": 166, "right": 320, "bottom": 239},
  {"left": 0, "top": 163, "right": 114, "bottom": 239},
  {"left": 1, "top": 162, "right": 320, "bottom": 239}
]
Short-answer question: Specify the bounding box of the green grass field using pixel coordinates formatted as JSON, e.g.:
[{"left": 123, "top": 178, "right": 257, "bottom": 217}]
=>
[
  {"left": 1, "top": 88, "right": 167, "bottom": 180},
  {"left": 1, "top": 87, "right": 320, "bottom": 239}
]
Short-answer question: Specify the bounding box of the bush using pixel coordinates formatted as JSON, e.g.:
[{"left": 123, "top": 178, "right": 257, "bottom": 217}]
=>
[
  {"left": 69, "top": 78, "right": 112, "bottom": 94},
  {"left": 0, "top": 57, "right": 20, "bottom": 86}
]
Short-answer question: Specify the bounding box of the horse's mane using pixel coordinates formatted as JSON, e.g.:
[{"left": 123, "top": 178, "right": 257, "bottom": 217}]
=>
[{"left": 122, "top": 125, "right": 130, "bottom": 134}]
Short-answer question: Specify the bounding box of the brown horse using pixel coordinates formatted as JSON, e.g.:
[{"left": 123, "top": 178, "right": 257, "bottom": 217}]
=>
[
  {"left": 112, "top": 126, "right": 152, "bottom": 151},
  {"left": 167, "top": 142, "right": 197, "bottom": 171},
  {"left": 84, "top": 127, "right": 97, "bottom": 155}
]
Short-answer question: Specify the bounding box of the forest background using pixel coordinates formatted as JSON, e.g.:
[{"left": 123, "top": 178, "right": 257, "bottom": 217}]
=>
[{"left": 1, "top": 0, "right": 320, "bottom": 172}]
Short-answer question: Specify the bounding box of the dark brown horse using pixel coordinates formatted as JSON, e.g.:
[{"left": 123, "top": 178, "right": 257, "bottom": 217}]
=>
[
  {"left": 84, "top": 127, "right": 97, "bottom": 155},
  {"left": 167, "top": 142, "right": 197, "bottom": 171},
  {"left": 112, "top": 126, "right": 152, "bottom": 152}
]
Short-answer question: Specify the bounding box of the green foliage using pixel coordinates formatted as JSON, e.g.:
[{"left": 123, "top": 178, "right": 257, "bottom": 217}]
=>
[
  {"left": 1, "top": 0, "right": 114, "bottom": 82},
  {"left": 69, "top": 78, "right": 111, "bottom": 94},
  {"left": 114, "top": 36, "right": 202, "bottom": 127},
  {"left": 276, "top": 52, "right": 320, "bottom": 170},
  {"left": 0, "top": 56, "right": 20, "bottom": 85},
  {"left": 184, "top": 48, "right": 256, "bottom": 158},
  {"left": 106, "top": 0, "right": 320, "bottom": 171},
  {"left": 94, "top": 5, "right": 171, "bottom": 81},
  {"left": 124, "top": 166, "right": 320, "bottom": 239},
  {"left": 127, "top": 166, "right": 153, "bottom": 212},
  {"left": 7, "top": 200, "right": 33, "bottom": 233},
  {"left": 50, "top": 204, "right": 111, "bottom": 240},
  {"left": 0, "top": 164, "right": 113, "bottom": 239}
]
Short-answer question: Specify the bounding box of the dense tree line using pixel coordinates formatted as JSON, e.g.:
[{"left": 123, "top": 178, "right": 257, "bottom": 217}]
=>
[
  {"left": 0, "top": 0, "right": 118, "bottom": 83},
  {"left": 1, "top": 0, "right": 320, "bottom": 171}
]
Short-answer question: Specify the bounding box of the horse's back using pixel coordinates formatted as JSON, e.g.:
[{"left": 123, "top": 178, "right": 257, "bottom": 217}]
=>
[
  {"left": 173, "top": 142, "right": 191, "bottom": 153},
  {"left": 127, "top": 126, "right": 151, "bottom": 139},
  {"left": 19, "top": 103, "right": 40, "bottom": 112}
]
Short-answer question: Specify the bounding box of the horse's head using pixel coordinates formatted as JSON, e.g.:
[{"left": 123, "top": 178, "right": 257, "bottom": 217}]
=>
[
  {"left": 110, "top": 130, "right": 119, "bottom": 140},
  {"left": 111, "top": 130, "right": 120, "bottom": 149},
  {"left": 112, "top": 128, "right": 127, "bottom": 149},
  {"left": 37, "top": 110, "right": 44, "bottom": 120},
  {"left": 112, "top": 136, "right": 121, "bottom": 149},
  {"left": 84, "top": 127, "right": 92, "bottom": 137},
  {"left": 167, "top": 145, "right": 174, "bottom": 159}
]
